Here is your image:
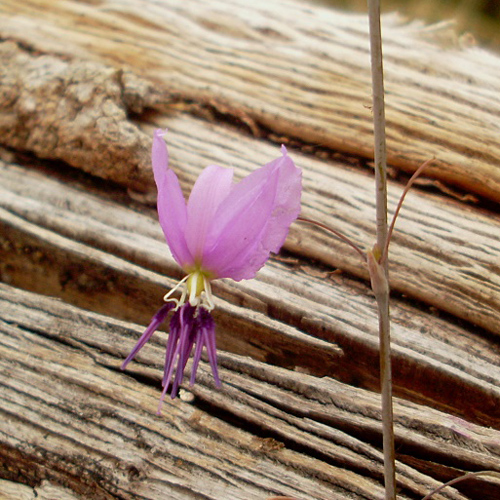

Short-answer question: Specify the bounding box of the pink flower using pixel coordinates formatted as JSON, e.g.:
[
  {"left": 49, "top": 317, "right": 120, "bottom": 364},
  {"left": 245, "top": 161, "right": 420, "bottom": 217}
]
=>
[{"left": 122, "top": 129, "right": 302, "bottom": 413}]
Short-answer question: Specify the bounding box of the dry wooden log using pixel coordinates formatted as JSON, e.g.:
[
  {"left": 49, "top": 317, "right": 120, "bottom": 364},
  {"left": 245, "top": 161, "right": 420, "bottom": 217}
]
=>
[
  {"left": 1, "top": 154, "right": 500, "bottom": 495},
  {"left": 3, "top": 107, "right": 500, "bottom": 356},
  {"left": 1, "top": 157, "right": 499, "bottom": 432},
  {"left": 2, "top": 283, "right": 500, "bottom": 499},
  {"left": 2, "top": 101, "right": 500, "bottom": 340},
  {"left": 2, "top": 0, "right": 500, "bottom": 201},
  {"left": 1, "top": 0, "right": 500, "bottom": 498},
  {"left": 0, "top": 479, "right": 82, "bottom": 500},
  {"left": 0, "top": 41, "right": 156, "bottom": 191},
  {"left": 2, "top": 35, "right": 500, "bottom": 336}
]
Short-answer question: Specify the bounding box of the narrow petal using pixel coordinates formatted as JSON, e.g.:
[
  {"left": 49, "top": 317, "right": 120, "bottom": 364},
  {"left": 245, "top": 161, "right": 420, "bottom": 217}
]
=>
[
  {"left": 161, "top": 311, "right": 181, "bottom": 388},
  {"left": 151, "top": 129, "right": 169, "bottom": 187},
  {"left": 189, "top": 336, "right": 204, "bottom": 386},
  {"left": 185, "top": 165, "right": 233, "bottom": 263},
  {"left": 200, "top": 308, "right": 220, "bottom": 386},
  {"left": 152, "top": 129, "right": 193, "bottom": 269},
  {"left": 201, "top": 148, "right": 301, "bottom": 280},
  {"left": 121, "top": 302, "right": 174, "bottom": 369}
]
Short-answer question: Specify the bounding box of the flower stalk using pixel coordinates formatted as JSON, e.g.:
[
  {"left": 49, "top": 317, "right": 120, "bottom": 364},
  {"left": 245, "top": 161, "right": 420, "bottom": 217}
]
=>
[
  {"left": 422, "top": 471, "right": 500, "bottom": 500},
  {"left": 367, "top": 0, "right": 396, "bottom": 498}
]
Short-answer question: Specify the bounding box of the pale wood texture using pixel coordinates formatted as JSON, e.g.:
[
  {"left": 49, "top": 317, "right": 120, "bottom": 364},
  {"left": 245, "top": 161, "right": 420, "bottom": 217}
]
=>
[
  {"left": 3, "top": 283, "right": 498, "bottom": 500},
  {"left": 1, "top": 0, "right": 500, "bottom": 498},
  {"left": 0, "top": 479, "right": 82, "bottom": 500},
  {"left": 2, "top": 0, "right": 500, "bottom": 201}
]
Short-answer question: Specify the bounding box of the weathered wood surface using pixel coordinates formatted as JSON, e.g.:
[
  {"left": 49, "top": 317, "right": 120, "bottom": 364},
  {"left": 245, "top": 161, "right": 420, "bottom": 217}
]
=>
[
  {"left": 0, "top": 478, "right": 81, "bottom": 500},
  {"left": 2, "top": 150, "right": 500, "bottom": 498},
  {"left": 3, "top": 283, "right": 500, "bottom": 500},
  {"left": 2, "top": 152, "right": 500, "bottom": 427},
  {"left": 2, "top": 0, "right": 500, "bottom": 202},
  {"left": 1, "top": 0, "right": 500, "bottom": 498}
]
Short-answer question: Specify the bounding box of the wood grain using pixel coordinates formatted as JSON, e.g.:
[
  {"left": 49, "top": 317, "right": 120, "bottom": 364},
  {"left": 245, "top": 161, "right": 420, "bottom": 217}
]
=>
[
  {"left": 0, "top": 479, "right": 82, "bottom": 500},
  {"left": 1, "top": 0, "right": 500, "bottom": 201},
  {"left": 1, "top": 156, "right": 499, "bottom": 433},
  {"left": 4, "top": 282, "right": 499, "bottom": 499},
  {"left": 2, "top": 32, "right": 500, "bottom": 334},
  {"left": 1, "top": 0, "right": 500, "bottom": 498}
]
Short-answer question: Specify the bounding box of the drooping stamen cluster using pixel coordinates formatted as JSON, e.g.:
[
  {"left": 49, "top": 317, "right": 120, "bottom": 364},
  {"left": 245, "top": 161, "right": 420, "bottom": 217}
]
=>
[
  {"left": 161, "top": 304, "right": 219, "bottom": 401},
  {"left": 121, "top": 274, "right": 220, "bottom": 414}
]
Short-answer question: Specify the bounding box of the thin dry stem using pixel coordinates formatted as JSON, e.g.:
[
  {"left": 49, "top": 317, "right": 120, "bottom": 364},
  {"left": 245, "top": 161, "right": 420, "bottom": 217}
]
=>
[
  {"left": 381, "top": 159, "right": 433, "bottom": 264},
  {"left": 367, "top": 0, "right": 396, "bottom": 498},
  {"left": 297, "top": 216, "right": 366, "bottom": 260},
  {"left": 421, "top": 471, "right": 500, "bottom": 500}
]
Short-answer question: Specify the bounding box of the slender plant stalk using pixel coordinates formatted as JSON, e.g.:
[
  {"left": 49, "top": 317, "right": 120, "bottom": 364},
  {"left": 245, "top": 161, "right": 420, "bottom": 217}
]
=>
[
  {"left": 368, "top": 0, "right": 388, "bottom": 251},
  {"left": 374, "top": 271, "right": 396, "bottom": 500},
  {"left": 422, "top": 471, "right": 500, "bottom": 500},
  {"left": 297, "top": 216, "right": 365, "bottom": 259},
  {"left": 381, "top": 159, "right": 432, "bottom": 265},
  {"left": 367, "top": 1, "right": 396, "bottom": 498}
]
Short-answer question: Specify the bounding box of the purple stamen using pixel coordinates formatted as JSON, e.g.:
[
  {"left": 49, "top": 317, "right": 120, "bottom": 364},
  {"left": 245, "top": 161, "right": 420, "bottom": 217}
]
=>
[
  {"left": 154, "top": 304, "right": 219, "bottom": 414},
  {"left": 121, "top": 303, "right": 174, "bottom": 370}
]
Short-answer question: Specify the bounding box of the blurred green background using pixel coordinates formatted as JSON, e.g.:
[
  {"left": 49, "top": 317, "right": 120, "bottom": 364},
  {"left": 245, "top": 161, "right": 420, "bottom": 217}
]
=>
[{"left": 314, "top": 0, "right": 500, "bottom": 51}]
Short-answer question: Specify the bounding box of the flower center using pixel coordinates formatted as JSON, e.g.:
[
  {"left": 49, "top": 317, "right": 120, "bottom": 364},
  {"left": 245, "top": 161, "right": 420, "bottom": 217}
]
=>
[{"left": 163, "top": 269, "right": 215, "bottom": 311}]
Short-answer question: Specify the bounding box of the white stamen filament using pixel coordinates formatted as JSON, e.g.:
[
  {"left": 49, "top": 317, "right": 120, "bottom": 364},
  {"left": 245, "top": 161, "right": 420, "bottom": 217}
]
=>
[
  {"left": 163, "top": 275, "right": 189, "bottom": 307},
  {"left": 203, "top": 276, "right": 215, "bottom": 310},
  {"left": 163, "top": 271, "right": 215, "bottom": 311}
]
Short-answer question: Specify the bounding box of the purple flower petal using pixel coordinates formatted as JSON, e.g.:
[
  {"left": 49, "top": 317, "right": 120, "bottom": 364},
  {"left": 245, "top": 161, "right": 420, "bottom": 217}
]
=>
[
  {"left": 185, "top": 165, "right": 233, "bottom": 264},
  {"left": 152, "top": 129, "right": 193, "bottom": 269},
  {"left": 201, "top": 147, "right": 301, "bottom": 280},
  {"left": 257, "top": 146, "right": 303, "bottom": 252},
  {"left": 157, "top": 305, "right": 194, "bottom": 413},
  {"left": 161, "top": 310, "right": 182, "bottom": 388},
  {"left": 170, "top": 305, "right": 196, "bottom": 396}
]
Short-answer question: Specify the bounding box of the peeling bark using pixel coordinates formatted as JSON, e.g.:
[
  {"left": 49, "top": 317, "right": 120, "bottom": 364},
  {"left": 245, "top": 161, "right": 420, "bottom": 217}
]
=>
[{"left": 0, "top": 41, "right": 157, "bottom": 190}]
